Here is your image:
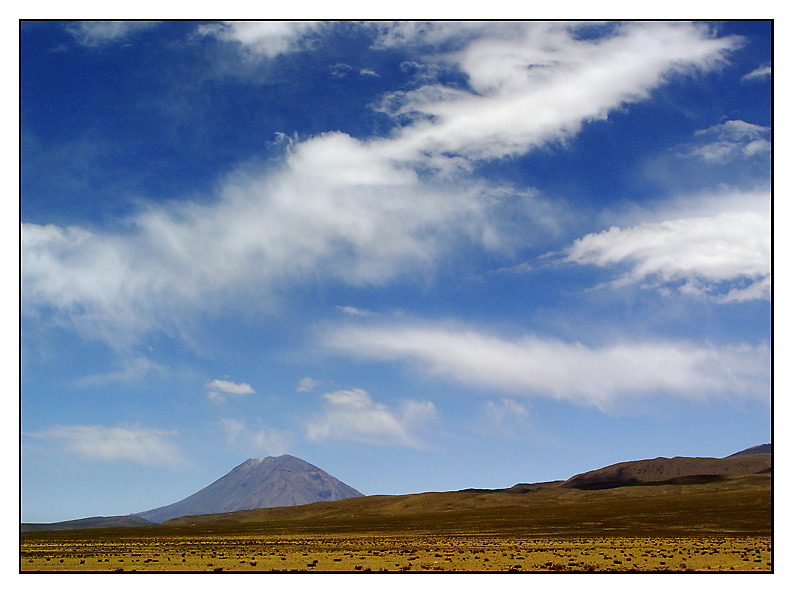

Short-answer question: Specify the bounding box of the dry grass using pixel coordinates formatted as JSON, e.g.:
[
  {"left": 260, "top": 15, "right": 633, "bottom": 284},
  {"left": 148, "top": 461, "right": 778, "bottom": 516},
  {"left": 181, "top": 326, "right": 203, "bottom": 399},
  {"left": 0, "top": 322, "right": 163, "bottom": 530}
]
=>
[
  {"left": 20, "top": 473, "right": 771, "bottom": 572},
  {"left": 20, "top": 534, "right": 770, "bottom": 572}
]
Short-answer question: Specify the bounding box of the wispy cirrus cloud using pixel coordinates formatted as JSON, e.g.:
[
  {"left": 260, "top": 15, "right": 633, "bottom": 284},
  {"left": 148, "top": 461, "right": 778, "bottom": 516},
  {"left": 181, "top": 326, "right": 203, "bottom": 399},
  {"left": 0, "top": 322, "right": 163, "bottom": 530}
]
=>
[
  {"left": 206, "top": 379, "right": 255, "bottom": 403},
  {"left": 564, "top": 190, "right": 770, "bottom": 302},
  {"left": 203, "top": 21, "right": 740, "bottom": 171},
  {"left": 371, "top": 21, "right": 740, "bottom": 165},
  {"left": 683, "top": 120, "right": 770, "bottom": 164},
  {"left": 65, "top": 21, "right": 160, "bottom": 47},
  {"left": 219, "top": 418, "right": 295, "bottom": 455},
  {"left": 742, "top": 62, "right": 771, "bottom": 82},
  {"left": 207, "top": 379, "right": 255, "bottom": 394},
  {"left": 21, "top": 21, "right": 743, "bottom": 349},
  {"left": 27, "top": 424, "right": 182, "bottom": 466},
  {"left": 336, "top": 305, "right": 376, "bottom": 317},
  {"left": 323, "top": 323, "right": 770, "bottom": 411},
  {"left": 479, "top": 398, "right": 534, "bottom": 439},
  {"left": 296, "top": 377, "right": 322, "bottom": 392},
  {"left": 19, "top": 161, "right": 513, "bottom": 345},
  {"left": 307, "top": 388, "right": 436, "bottom": 448},
  {"left": 73, "top": 357, "right": 164, "bottom": 388},
  {"left": 197, "top": 21, "right": 324, "bottom": 58}
]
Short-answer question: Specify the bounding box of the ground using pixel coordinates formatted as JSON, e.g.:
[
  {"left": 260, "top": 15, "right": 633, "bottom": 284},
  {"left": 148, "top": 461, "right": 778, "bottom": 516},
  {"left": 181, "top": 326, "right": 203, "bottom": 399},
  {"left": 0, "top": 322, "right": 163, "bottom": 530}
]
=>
[
  {"left": 20, "top": 473, "right": 771, "bottom": 572},
  {"left": 21, "top": 534, "right": 771, "bottom": 572}
]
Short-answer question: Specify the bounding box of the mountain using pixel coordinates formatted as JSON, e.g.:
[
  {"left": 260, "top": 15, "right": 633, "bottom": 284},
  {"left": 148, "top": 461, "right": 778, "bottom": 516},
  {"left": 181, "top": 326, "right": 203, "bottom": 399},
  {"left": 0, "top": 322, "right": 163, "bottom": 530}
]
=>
[
  {"left": 729, "top": 443, "right": 771, "bottom": 457},
  {"left": 560, "top": 451, "right": 771, "bottom": 491},
  {"left": 160, "top": 472, "right": 770, "bottom": 538},
  {"left": 20, "top": 514, "right": 155, "bottom": 532},
  {"left": 137, "top": 455, "right": 364, "bottom": 524},
  {"left": 20, "top": 445, "right": 770, "bottom": 532},
  {"left": 154, "top": 445, "right": 771, "bottom": 533}
]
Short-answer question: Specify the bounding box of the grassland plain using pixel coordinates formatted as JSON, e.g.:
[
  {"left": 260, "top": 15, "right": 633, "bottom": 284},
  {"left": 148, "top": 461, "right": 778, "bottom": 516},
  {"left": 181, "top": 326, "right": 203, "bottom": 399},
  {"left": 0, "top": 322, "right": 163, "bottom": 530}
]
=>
[{"left": 20, "top": 473, "right": 771, "bottom": 572}]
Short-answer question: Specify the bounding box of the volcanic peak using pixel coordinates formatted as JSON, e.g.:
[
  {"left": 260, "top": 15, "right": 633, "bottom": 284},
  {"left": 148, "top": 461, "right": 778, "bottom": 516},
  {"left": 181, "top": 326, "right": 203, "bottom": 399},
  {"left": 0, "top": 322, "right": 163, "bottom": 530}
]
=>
[{"left": 137, "top": 454, "right": 363, "bottom": 524}]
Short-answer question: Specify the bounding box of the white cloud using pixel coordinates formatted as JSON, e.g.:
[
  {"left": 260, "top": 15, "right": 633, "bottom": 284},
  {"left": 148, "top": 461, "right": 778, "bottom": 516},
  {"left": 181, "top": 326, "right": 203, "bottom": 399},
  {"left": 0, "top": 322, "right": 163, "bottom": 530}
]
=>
[
  {"left": 219, "top": 418, "right": 294, "bottom": 455},
  {"left": 742, "top": 63, "right": 771, "bottom": 82},
  {"left": 336, "top": 305, "right": 375, "bottom": 317},
  {"left": 486, "top": 397, "right": 529, "bottom": 421},
  {"left": 28, "top": 424, "right": 182, "bottom": 466},
  {"left": 307, "top": 388, "right": 436, "bottom": 448},
  {"left": 66, "top": 21, "right": 159, "bottom": 46},
  {"left": 564, "top": 191, "right": 770, "bottom": 302},
  {"left": 329, "top": 63, "right": 353, "bottom": 78},
  {"left": 73, "top": 357, "right": 164, "bottom": 388},
  {"left": 284, "top": 132, "right": 418, "bottom": 186},
  {"left": 684, "top": 120, "right": 771, "bottom": 163},
  {"left": 198, "top": 21, "right": 324, "bottom": 58},
  {"left": 372, "top": 21, "right": 524, "bottom": 51},
  {"left": 480, "top": 398, "right": 533, "bottom": 439},
  {"left": 207, "top": 391, "right": 226, "bottom": 404},
  {"left": 20, "top": 161, "right": 505, "bottom": 344},
  {"left": 206, "top": 379, "right": 255, "bottom": 403},
  {"left": 372, "top": 22, "right": 740, "bottom": 165},
  {"left": 206, "top": 379, "right": 255, "bottom": 395},
  {"left": 206, "top": 21, "right": 739, "bottom": 170},
  {"left": 297, "top": 377, "right": 322, "bottom": 392},
  {"left": 323, "top": 323, "right": 770, "bottom": 411},
  {"left": 21, "top": 22, "right": 744, "bottom": 348}
]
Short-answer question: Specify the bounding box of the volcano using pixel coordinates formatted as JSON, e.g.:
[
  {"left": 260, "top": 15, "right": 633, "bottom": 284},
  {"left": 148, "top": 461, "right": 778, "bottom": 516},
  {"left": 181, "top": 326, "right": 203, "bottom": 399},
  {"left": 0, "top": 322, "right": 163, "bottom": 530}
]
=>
[{"left": 137, "top": 455, "right": 364, "bottom": 524}]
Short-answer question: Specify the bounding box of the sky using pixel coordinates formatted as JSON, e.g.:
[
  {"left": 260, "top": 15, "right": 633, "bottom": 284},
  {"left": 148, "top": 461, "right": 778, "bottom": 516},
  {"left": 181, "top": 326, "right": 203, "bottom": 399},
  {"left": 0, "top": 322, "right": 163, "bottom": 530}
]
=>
[{"left": 20, "top": 20, "right": 771, "bottom": 523}]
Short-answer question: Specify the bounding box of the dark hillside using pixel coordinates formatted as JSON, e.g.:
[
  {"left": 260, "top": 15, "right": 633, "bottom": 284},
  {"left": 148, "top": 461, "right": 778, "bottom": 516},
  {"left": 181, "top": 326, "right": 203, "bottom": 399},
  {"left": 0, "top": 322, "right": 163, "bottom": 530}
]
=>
[
  {"left": 20, "top": 514, "right": 155, "bottom": 532},
  {"left": 729, "top": 444, "right": 771, "bottom": 457},
  {"left": 35, "top": 474, "right": 766, "bottom": 539},
  {"left": 561, "top": 454, "right": 771, "bottom": 490}
]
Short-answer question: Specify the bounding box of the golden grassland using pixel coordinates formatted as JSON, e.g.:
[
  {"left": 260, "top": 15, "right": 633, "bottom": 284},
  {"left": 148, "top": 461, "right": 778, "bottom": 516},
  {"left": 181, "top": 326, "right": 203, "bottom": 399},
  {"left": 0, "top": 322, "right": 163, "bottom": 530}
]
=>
[
  {"left": 20, "top": 473, "right": 771, "bottom": 572},
  {"left": 21, "top": 534, "right": 770, "bottom": 572}
]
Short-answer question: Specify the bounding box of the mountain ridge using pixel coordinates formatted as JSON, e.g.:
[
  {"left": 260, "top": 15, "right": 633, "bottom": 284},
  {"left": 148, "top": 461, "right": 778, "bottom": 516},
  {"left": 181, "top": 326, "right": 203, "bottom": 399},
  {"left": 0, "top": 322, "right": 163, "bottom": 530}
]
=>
[
  {"left": 21, "top": 445, "right": 770, "bottom": 531},
  {"left": 560, "top": 452, "right": 771, "bottom": 491},
  {"left": 158, "top": 472, "right": 770, "bottom": 536},
  {"left": 20, "top": 514, "right": 155, "bottom": 533},
  {"left": 728, "top": 443, "right": 772, "bottom": 457}
]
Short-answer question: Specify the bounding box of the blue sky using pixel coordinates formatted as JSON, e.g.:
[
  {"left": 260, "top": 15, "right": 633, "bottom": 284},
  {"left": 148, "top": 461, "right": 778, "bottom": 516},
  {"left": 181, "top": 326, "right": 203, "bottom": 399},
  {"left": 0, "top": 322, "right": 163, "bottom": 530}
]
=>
[{"left": 20, "top": 20, "right": 771, "bottom": 523}]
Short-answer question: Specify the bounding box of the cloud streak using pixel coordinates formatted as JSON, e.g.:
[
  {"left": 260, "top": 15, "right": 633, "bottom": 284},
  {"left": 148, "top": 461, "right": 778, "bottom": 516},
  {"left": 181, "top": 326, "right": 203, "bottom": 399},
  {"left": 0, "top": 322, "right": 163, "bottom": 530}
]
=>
[
  {"left": 219, "top": 418, "right": 294, "bottom": 455},
  {"left": 371, "top": 21, "right": 740, "bottom": 165},
  {"left": 65, "top": 21, "right": 159, "bottom": 46},
  {"left": 684, "top": 120, "right": 771, "bottom": 163},
  {"left": 28, "top": 424, "right": 182, "bottom": 467},
  {"left": 480, "top": 398, "right": 533, "bottom": 439},
  {"left": 21, "top": 21, "right": 744, "bottom": 348},
  {"left": 742, "top": 63, "right": 771, "bottom": 81},
  {"left": 73, "top": 357, "right": 164, "bottom": 388},
  {"left": 323, "top": 323, "right": 770, "bottom": 411},
  {"left": 206, "top": 378, "right": 255, "bottom": 404},
  {"left": 198, "top": 21, "right": 324, "bottom": 58},
  {"left": 19, "top": 152, "right": 513, "bottom": 345},
  {"left": 206, "top": 379, "right": 255, "bottom": 395},
  {"left": 307, "top": 388, "right": 436, "bottom": 448},
  {"left": 564, "top": 191, "right": 770, "bottom": 302},
  {"left": 296, "top": 377, "right": 322, "bottom": 392}
]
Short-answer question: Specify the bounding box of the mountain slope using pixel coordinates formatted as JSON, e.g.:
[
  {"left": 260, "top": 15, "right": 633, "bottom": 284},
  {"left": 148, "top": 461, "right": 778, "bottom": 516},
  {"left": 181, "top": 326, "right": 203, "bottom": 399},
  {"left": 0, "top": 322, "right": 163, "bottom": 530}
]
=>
[
  {"left": 154, "top": 446, "right": 771, "bottom": 536},
  {"left": 160, "top": 473, "right": 770, "bottom": 539},
  {"left": 729, "top": 443, "right": 771, "bottom": 457},
  {"left": 20, "top": 514, "right": 155, "bottom": 532},
  {"left": 138, "top": 455, "right": 363, "bottom": 524},
  {"left": 561, "top": 452, "right": 771, "bottom": 490}
]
